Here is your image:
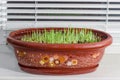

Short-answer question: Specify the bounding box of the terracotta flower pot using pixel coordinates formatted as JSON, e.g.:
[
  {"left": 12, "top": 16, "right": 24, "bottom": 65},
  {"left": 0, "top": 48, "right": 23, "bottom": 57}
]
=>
[{"left": 7, "top": 28, "right": 112, "bottom": 75}]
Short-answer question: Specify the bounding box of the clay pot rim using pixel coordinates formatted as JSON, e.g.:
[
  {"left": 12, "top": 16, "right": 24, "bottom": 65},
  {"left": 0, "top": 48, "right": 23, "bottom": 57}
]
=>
[{"left": 7, "top": 27, "right": 112, "bottom": 50}]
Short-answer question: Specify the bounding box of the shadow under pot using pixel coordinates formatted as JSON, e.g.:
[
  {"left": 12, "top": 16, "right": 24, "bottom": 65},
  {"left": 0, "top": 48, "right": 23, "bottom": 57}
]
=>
[{"left": 7, "top": 28, "right": 112, "bottom": 75}]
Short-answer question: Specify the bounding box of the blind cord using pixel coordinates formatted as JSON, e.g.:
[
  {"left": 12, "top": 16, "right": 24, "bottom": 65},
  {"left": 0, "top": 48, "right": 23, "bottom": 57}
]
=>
[
  {"left": 106, "top": 0, "right": 109, "bottom": 30},
  {"left": 35, "top": 0, "right": 37, "bottom": 28}
]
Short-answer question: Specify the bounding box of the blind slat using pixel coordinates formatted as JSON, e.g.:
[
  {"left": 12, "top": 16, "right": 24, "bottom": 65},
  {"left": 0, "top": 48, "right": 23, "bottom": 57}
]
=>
[
  {"left": 7, "top": 1, "right": 106, "bottom": 4},
  {"left": 8, "top": 13, "right": 106, "bottom": 16}
]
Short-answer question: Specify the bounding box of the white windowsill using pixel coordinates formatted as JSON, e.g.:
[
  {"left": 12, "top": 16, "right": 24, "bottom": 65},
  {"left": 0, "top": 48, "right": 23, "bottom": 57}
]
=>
[{"left": 0, "top": 45, "right": 120, "bottom": 80}]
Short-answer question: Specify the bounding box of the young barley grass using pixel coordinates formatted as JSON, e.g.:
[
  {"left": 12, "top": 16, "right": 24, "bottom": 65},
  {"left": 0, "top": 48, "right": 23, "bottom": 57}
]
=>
[{"left": 21, "top": 28, "right": 101, "bottom": 44}]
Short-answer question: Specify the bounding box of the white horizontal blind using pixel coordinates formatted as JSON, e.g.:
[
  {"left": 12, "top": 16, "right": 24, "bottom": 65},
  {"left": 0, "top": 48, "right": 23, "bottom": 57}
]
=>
[
  {"left": 107, "top": 0, "right": 120, "bottom": 45},
  {"left": 6, "top": 0, "right": 36, "bottom": 30},
  {"left": 5, "top": 0, "right": 107, "bottom": 30}
]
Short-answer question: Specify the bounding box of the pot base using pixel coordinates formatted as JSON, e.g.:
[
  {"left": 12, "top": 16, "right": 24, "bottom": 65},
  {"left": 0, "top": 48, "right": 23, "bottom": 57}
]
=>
[{"left": 19, "top": 63, "right": 99, "bottom": 75}]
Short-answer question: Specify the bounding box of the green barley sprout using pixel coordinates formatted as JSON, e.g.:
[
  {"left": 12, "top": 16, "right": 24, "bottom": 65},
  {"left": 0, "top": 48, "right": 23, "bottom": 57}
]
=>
[{"left": 21, "top": 28, "right": 101, "bottom": 44}]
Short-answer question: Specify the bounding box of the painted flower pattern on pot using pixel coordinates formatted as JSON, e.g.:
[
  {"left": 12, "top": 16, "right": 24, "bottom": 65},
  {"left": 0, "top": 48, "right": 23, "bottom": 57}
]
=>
[
  {"left": 39, "top": 54, "right": 78, "bottom": 67},
  {"left": 16, "top": 50, "right": 78, "bottom": 67},
  {"left": 16, "top": 50, "right": 26, "bottom": 57}
]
